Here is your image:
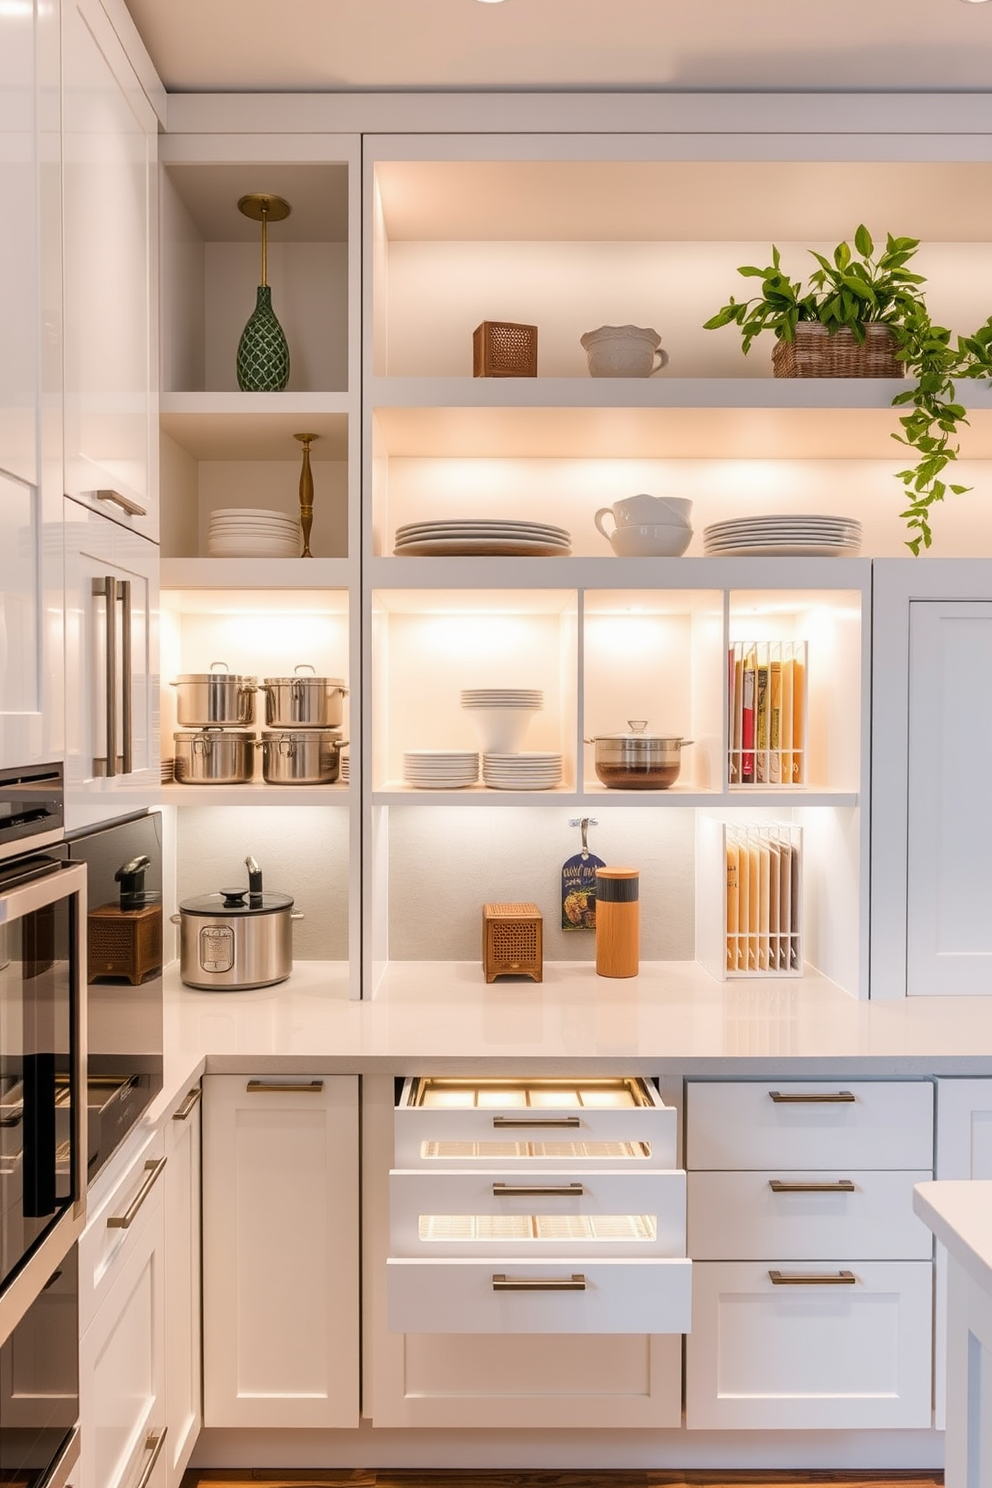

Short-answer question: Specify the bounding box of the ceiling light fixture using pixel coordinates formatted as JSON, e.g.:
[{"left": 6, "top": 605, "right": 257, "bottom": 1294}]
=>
[
  {"left": 959, "top": 1, "right": 992, "bottom": 6},
  {"left": 476, "top": 1, "right": 508, "bottom": 5}
]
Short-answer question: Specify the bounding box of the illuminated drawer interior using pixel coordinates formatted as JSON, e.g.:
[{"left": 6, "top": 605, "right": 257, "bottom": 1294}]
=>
[
  {"left": 420, "top": 1139, "right": 652, "bottom": 1160},
  {"left": 418, "top": 1214, "right": 658, "bottom": 1243},
  {"left": 407, "top": 1077, "right": 652, "bottom": 1110}
]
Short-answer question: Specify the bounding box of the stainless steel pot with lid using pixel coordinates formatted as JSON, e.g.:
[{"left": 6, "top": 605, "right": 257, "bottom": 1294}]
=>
[
  {"left": 173, "top": 728, "right": 255, "bottom": 784},
  {"left": 170, "top": 661, "right": 257, "bottom": 728},
  {"left": 260, "top": 665, "right": 348, "bottom": 729},
  {"left": 586, "top": 720, "right": 694, "bottom": 790},
  {"left": 171, "top": 856, "right": 303, "bottom": 990},
  {"left": 258, "top": 729, "right": 347, "bottom": 785}
]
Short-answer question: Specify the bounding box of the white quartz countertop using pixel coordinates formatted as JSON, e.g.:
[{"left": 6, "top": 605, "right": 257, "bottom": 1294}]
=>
[
  {"left": 914, "top": 1180, "right": 992, "bottom": 1296},
  {"left": 160, "top": 958, "right": 992, "bottom": 1096}
]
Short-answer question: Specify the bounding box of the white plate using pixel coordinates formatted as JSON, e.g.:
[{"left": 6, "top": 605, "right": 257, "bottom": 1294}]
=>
[
  {"left": 404, "top": 751, "right": 480, "bottom": 760},
  {"left": 395, "top": 519, "right": 570, "bottom": 538},
  {"left": 702, "top": 541, "right": 862, "bottom": 558},
  {"left": 210, "top": 507, "right": 294, "bottom": 520},
  {"left": 704, "top": 527, "right": 861, "bottom": 542},
  {"left": 394, "top": 537, "right": 571, "bottom": 557},
  {"left": 395, "top": 530, "right": 571, "bottom": 546},
  {"left": 705, "top": 514, "right": 861, "bottom": 530}
]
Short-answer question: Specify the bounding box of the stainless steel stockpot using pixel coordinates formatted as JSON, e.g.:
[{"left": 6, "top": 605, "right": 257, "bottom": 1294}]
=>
[
  {"left": 586, "top": 720, "right": 693, "bottom": 790},
  {"left": 259, "top": 665, "right": 347, "bottom": 729},
  {"left": 170, "top": 661, "right": 257, "bottom": 728},
  {"left": 258, "top": 729, "right": 347, "bottom": 785},
  {"left": 171, "top": 858, "right": 303, "bottom": 990},
  {"left": 173, "top": 728, "right": 256, "bottom": 784}
]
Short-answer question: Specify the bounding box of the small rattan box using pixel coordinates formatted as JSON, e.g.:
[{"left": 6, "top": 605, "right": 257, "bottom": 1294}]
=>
[
  {"left": 473, "top": 321, "right": 538, "bottom": 378},
  {"left": 483, "top": 901, "right": 543, "bottom": 982}
]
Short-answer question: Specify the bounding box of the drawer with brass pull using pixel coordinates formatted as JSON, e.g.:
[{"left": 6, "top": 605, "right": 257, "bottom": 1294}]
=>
[{"left": 79, "top": 1128, "right": 165, "bottom": 1337}]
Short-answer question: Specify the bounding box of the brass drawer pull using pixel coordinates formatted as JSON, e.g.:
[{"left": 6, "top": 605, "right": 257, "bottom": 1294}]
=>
[
  {"left": 768, "top": 1090, "right": 855, "bottom": 1103},
  {"left": 769, "top": 1179, "right": 856, "bottom": 1193},
  {"left": 769, "top": 1269, "right": 857, "bottom": 1286},
  {"left": 95, "top": 487, "right": 147, "bottom": 518},
  {"left": 172, "top": 1087, "right": 202, "bottom": 1121},
  {"left": 493, "top": 1182, "right": 584, "bottom": 1197},
  {"left": 492, "top": 1115, "right": 581, "bottom": 1129},
  {"left": 492, "top": 1273, "right": 587, "bottom": 1292},
  {"left": 134, "top": 1428, "right": 167, "bottom": 1488},
  {"left": 246, "top": 1079, "right": 324, "bottom": 1094},
  {"left": 107, "top": 1157, "right": 167, "bottom": 1230}
]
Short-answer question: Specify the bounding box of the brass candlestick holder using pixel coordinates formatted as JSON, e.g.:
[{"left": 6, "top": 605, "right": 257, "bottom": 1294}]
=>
[{"left": 294, "top": 432, "right": 318, "bottom": 557}]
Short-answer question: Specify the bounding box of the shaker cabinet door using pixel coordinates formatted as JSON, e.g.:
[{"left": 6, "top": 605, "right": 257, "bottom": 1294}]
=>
[{"left": 62, "top": 0, "right": 158, "bottom": 542}]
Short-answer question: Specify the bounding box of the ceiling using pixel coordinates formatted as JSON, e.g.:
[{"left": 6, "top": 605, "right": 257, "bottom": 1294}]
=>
[{"left": 122, "top": 0, "right": 992, "bottom": 94}]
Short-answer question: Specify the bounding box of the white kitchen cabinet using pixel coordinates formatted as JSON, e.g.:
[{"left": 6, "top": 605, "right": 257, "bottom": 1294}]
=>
[
  {"left": 62, "top": 0, "right": 158, "bottom": 543},
  {"left": 63, "top": 498, "right": 159, "bottom": 829},
  {"left": 363, "top": 1074, "right": 683, "bottom": 1427},
  {"left": 200, "top": 1073, "right": 359, "bottom": 1429},
  {"left": 163, "top": 1085, "right": 202, "bottom": 1488},
  {"left": 78, "top": 1128, "right": 168, "bottom": 1488}
]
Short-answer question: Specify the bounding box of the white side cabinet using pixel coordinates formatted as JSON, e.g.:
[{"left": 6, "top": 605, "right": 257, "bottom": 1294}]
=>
[
  {"left": 62, "top": 0, "right": 158, "bottom": 542},
  {"left": 201, "top": 1073, "right": 360, "bottom": 1429},
  {"left": 163, "top": 1085, "right": 202, "bottom": 1488},
  {"left": 78, "top": 1129, "right": 168, "bottom": 1488}
]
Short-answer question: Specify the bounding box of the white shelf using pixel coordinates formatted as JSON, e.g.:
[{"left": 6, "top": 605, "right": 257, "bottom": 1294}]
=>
[
  {"left": 161, "top": 394, "right": 351, "bottom": 460},
  {"left": 369, "top": 555, "right": 871, "bottom": 592},
  {"left": 162, "top": 558, "right": 352, "bottom": 591},
  {"left": 162, "top": 782, "right": 350, "bottom": 807},
  {"left": 374, "top": 786, "right": 857, "bottom": 808}
]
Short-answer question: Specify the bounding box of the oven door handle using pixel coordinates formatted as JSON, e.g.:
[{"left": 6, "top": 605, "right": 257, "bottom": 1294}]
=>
[{"left": 92, "top": 576, "right": 120, "bottom": 778}]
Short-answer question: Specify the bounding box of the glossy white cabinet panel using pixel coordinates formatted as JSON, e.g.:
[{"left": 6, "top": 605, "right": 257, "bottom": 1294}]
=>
[
  {"left": 63, "top": 499, "right": 159, "bottom": 829},
  {"left": 686, "top": 1260, "right": 933, "bottom": 1430},
  {"left": 63, "top": 0, "right": 158, "bottom": 541},
  {"left": 78, "top": 1128, "right": 164, "bottom": 1338},
  {"left": 164, "top": 1086, "right": 202, "bottom": 1488},
  {"left": 201, "top": 1074, "right": 359, "bottom": 1428},
  {"left": 688, "top": 1168, "right": 934, "bottom": 1261},
  {"left": 0, "top": 469, "right": 64, "bottom": 770},
  {"left": 686, "top": 1080, "right": 934, "bottom": 1171}
]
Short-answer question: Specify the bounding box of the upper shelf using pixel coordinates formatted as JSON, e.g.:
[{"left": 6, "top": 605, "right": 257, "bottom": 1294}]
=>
[{"left": 161, "top": 394, "right": 351, "bottom": 461}]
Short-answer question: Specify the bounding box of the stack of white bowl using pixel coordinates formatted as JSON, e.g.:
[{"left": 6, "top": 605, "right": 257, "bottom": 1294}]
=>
[
  {"left": 208, "top": 508, "right": 301, "bottom": 558},
  {"left": 482, "top": 752, "right": 563, "bottom": 790},
  {"left": 460, "top": 689, "right": 543, "bottom": 753},
  {"left": 402, "top": 750, "right": 479, "bottom": 789}
]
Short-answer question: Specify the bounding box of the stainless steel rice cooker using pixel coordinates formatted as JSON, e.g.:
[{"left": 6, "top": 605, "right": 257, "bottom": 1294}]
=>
[{"left": 171, "top": 856, "right": 303, "bottom": 990}]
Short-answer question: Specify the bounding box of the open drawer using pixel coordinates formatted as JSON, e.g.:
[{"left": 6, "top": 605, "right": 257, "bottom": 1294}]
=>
[
  {"left": 387, "top": 1255, "right": 693, "bottom": 1334},
  {"left": 394, "top": 1075, "right": 677, "bottom": 1169},
  {"left": 389, "top": 1167, "right": 687, "bottom": 1257}
]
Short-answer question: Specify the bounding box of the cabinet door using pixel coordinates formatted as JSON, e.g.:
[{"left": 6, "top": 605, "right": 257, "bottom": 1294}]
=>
[
  {"left": 164, "top": 1086, "right": 202, "bottom": 1488},
  {"left": 906, "top": 600, "right": 992, "bottom": 994},
  {"left": 201, "top": 1074, "right": 359, "bottom": 1429},
  {"left": 63, "top": 498, "right": 158, "bottom": 830},
  {"left": 78, "top": 1140, "right": 167, "bottom": 1488},
  {"left": 62, "top": 0, "right": 158, "bottom": 542}
]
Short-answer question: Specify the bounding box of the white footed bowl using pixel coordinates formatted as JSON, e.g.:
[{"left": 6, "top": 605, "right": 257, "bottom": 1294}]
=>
[
  {"left": 467, "top": 707, "right": 538, "bottom": 753},
  {"left": 608, "top": 523, "right": 693, "bottom": 558}
]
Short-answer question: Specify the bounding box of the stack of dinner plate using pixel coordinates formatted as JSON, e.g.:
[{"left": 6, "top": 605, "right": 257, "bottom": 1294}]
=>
[
  {"left": 208, "top": 508, "right": 301, "bottom": 558},
  {"left": 393, "top": 519, "right": 571, "bottom": 557},
  {"left": 339, "top": 753, "right": 349, "bottom": 784},
  {"left": 482, "top": 752, "right": 563, "bottom": 791},
  {"left": 702, "top": 515, "right": 862, "bottom": 558},
  {"left": 460, "top": 689, "right": 543, "bottom": 711},
  {"left": 403, "top": 750, "right": 480, "bottom": 789}
]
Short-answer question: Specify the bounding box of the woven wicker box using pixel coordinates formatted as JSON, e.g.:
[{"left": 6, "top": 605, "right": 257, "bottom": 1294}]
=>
[
  {"left": 482, "top": 901, "right": 543, "bottom": 982},
  {"left": 772, "top": 321, "right": 903, "bottom": 379},
  {"left": 473, "top": 321, "right": 538, "bottom": 378}
]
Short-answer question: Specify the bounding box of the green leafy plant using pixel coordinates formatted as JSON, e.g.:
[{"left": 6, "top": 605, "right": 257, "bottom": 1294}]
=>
[{"left": 703, "top": 226, "right": 992, "bottom": 553}]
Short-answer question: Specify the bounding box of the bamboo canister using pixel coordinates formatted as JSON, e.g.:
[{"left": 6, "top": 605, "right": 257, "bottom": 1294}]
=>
[{"left": 594, "top": 867, "right": 640, "bottom": 978}]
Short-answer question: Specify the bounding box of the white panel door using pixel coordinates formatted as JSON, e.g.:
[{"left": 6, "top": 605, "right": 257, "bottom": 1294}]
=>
[
  {"left": 62, "top": 0, "right": 158, "bottom": 542},
  {"left": 0, "top": 469, "right": 63, "bottom": 771},
  {"left": 63, "top": 498, "right": 158, "bottom": 829},
  {"left": 0, "top": 0, "right": 39, "bottom": 488},
  {"left": 201, "top": 1074, "right": 360, "bottom": 1429},
  {"left": 164, "top": 1086, "right": 202, "bottom": 1488},
  {"left": 907, "top": 601, "right": 992, "bottom": 994}
]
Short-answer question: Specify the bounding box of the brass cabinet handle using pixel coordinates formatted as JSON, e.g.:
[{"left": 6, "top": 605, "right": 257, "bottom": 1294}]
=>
[
  {"left": 92, "top": 576, "right": 119, "bottom": 777},
  {"left": 493, "top": 1182, "right": 584, "bottom": 1198},
  {"left": 769, "top": 1269, "right": 857, "bottom": 1285},
  {"left": 107, "top": 1157, "right": 167, "bottom": 1229},
  {"left": 492, "top": 1273, "right": 587, "bottom": 1292},
  {"left": 172, "top": 1087, "right": 202, "bottom": 1121},
  {"left": 95, "top": 487, "right": 147, "bottom": 518},
  {"left": 133, "top": 1428, "right": 167, "bottom": 1488},
  {"left": 246, "top": 1079, "right": 324, "bottom": 1094},
  {"left": 492, "top": 1115, "right": 581, "bottom": 1129},
  {"left": 769, "top": 1179, "right": 856, "bottom": 1193},
  {"left": 120, "top": 578, "right": 133, "bottom": 775},
  {"left": 768, "top": 1090, "right": 855, "bottom": 1103}
]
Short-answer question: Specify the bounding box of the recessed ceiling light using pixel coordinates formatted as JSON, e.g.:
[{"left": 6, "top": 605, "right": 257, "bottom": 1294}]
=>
[
  {"left": 960, "top": 1, "right": 992, "bottom": 6},
  {"left": 476, "top": 1, "right": 508, "bottom": 5}
]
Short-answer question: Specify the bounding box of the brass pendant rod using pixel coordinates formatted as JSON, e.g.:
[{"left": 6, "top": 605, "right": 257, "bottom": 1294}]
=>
[
  {"left": 294, "top": 432, "right": 318, "bottom": 558},
  {"left": 260, "top": 205, "right": 268, "bottom": 287}
]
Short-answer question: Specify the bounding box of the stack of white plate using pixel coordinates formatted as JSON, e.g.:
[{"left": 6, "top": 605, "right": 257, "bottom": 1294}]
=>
[
  {"left": 460, "top": 689, "right": 543, "bottom": 710},
  {"left": 403, "top": 750, "right": 480, "bottom": 789},
  {"left": 702, "top": 515, "right": 863, "bottom": 558},
  {"left": 461, "top": 689, "right": 544, "bottom": 753},
  {"left": 339, "top": 753, "right": 349, "bottom": 784},
  {"left": 208, "top": 508, "right": 301, "bottom": 558},
  {"left": 482, "top": 752, "right": 563, "bottom": 791},
  {"left": 394, "top": 519, "right": 571, "bottom": 557}
]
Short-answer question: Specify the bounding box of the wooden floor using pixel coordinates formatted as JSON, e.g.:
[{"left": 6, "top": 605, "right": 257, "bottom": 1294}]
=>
[{"left": 180, "top": 1473, "right": 945, "bottom": 1488}]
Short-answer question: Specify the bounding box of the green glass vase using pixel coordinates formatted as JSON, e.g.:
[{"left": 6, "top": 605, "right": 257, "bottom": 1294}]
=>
[{"left": 236, "top": 284, "right": 290, "bottom": 391}]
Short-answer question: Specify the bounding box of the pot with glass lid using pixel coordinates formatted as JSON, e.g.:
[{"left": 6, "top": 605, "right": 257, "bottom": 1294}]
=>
[
  {"left": 170, "top": 856, "right": 303, "bottom": 990},
  {"left": 587, "top": 720, "right": 693, "bottom": 790}
]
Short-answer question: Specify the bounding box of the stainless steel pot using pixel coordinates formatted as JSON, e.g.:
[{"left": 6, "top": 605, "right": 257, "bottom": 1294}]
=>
[
  {"left": 171, "top": 661, "right": 257, "bottom": 728},
  {"left": 174, "top": 729, "right": 255, "bottom": 784},
  {"left": 260, "top": 665, "right": 348, "bottom": 729},
  {"left": 171, "top": 856, "right": 303, "bottom": 990},
  {"left": 586, "top": 720, "right": 693, "bottom": 790},
  {"left": 259, "top": 729, "right": 347, "bottom": 785}
]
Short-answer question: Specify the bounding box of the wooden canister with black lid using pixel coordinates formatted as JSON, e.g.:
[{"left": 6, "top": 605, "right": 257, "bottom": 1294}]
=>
[{"left": 594, "top": 867, "right": 640, "bottom": 978}]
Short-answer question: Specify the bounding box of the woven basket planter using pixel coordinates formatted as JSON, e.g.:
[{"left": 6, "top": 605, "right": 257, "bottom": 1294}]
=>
[{"left": 772, "top": 321, "right": 904, "bottom": 378}]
